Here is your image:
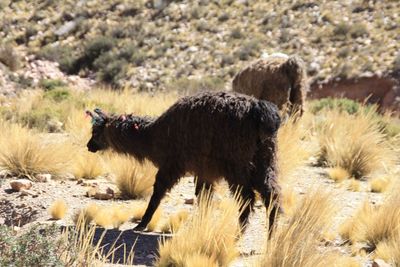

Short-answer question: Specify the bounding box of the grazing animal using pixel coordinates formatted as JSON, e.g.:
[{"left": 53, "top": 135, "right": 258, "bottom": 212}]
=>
[
  {"left": 232, "top": 53, "right": 308, "bottom": 117},
  {"left": 86, "top": 91, "right": 281, "bottom": 232}
]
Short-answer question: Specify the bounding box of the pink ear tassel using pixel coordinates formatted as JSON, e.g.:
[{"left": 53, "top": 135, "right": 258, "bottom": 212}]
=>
[
  {"left": 120, "top": 115, "right": 127, "bottom": 121},
  {"left": 134, "top": 123, "right": 139, "bottom": 130}
]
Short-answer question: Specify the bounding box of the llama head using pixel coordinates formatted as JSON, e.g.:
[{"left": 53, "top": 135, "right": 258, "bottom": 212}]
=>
[{"left": 86, "top": 108, "right": 110, "bottom": 153}]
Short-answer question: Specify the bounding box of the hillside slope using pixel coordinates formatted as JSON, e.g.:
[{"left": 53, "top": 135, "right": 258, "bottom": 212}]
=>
[{"left": 1, "top": 0, "right": 399, "bottom": 91}]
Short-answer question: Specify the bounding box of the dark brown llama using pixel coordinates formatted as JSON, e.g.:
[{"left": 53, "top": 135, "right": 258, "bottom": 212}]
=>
[
  {"left": 232, "top": 53, "right": 308, "bottom": 117},
  {"left": 86, "top": 91, "right": 281, "bottom": 232}
]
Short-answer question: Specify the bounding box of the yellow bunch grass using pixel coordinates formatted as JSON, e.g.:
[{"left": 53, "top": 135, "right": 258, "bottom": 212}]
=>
[
  {"left": 73, "top": 151, "right": 105, "bottom": 180},
  {"left": 127, "top": 201, "right": 163, "bottom": 232},
  {"left": 257, "top": 189, "right": 338, "bottom": 267},
  {"left": 374, "top": 236, "right": 400, "bottom": 265},
  {"left": 49, "top": 199, "right": 68, "bottom": 220},
  {"left": 339, "top": 185, "right": 400, "bottom": 250},
  {"left": 328, "top": 167, "right": 350, "bottom": 183},
  {"left": 106, "top": 153, "right": 156, "bottom": 199},
  {"left": 156, "top": 190, "right": 242, "bottom": 267},
  {"left": 160, "top": 210, "right": 190, "bottom": 233},
  {"left": 0, "top": 122, "right": 74, "bottom": 179},
  {"left": 317, "top": 108, "right": 394, "bottom": 178},
  {"left": 369, "top": 176, "right": 392, "bottom": 193}
]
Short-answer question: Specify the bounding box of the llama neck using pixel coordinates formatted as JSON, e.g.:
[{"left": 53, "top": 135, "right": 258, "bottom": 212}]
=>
[{"left": 105, "top": 117, "right": 155, "bottom": 163}]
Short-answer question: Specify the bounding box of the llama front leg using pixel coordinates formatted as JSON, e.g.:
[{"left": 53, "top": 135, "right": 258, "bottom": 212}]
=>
[{"left": 134, "top": 169, "right": 177, "bottom": 231}]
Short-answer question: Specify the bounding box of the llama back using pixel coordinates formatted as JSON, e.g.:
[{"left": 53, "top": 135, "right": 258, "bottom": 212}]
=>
[{"left": 149, "top": 91, "right": 280, "bottom": 167}]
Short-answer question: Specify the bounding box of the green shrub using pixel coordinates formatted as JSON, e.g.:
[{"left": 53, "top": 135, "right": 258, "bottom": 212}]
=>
[
  {"left": 39, "top": 79, "right": 67, "bottom": 91},
  {"left": 80, "top": 36, "right": 116, "bottom": 68},
  {"left": 36, "top": 45, "right": 77, "bottom": 73},
  {"left": 19, "top": 107, "right": 61, "bottom": 131},
  {"left": 0, "top": 224, "right": 64, "bottom": 267},
  {"left": 44, "top": 88, "right": 71, "bottom": 102},
  {"left": 97, "top": 59, "right": 128, "bottom": 88},
  {"left": 309, "top": 98, "right": 366, "bottom": 115}
]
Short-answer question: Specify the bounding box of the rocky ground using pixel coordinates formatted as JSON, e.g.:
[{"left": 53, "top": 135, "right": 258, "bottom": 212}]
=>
[{"left": 0, "top": 160, "right": 388, "bottom": 266}]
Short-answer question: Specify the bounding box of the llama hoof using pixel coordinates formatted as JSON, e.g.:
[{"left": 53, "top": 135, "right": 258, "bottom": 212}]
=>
[{"left": 133, "top": 224, "right": 146, "bottom": 232}]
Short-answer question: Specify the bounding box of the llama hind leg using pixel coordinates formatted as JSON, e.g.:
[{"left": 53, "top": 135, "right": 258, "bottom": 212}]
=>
[{"left": 134, "top": 168, "right": 178, "bottom": 231}]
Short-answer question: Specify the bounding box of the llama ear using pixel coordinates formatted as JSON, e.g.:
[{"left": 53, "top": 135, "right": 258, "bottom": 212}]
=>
[
  {"left": 85, "top": 110, "right": 94, "bottom": 118},
  {"left": 94, "top": 108, "right": 108, "bottom": 119}
]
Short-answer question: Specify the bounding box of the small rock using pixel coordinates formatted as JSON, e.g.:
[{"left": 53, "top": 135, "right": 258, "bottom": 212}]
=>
[
  {"left": 19, "top": 189, "right": 39, "bottom": 197},
  {"left": 10, "top": 179, "right": 32, "bottom": 191},
  {"left": 35, "top": 173, "right": 51, "bottom": 182},
  {"left": 86, "top": 187, "right": 98, "bottom": 197},
  {"left": 184, "top": 198, "right": 194, "bottom": 205},
  {"left": 372, "top": 259, "right": 391, "bottom": 267},
  {"left": 146, "top": 254, "right": 156, "bottom": 259},
  {"left": 54, "top": 20, "right": 78, "bottom": 36}
]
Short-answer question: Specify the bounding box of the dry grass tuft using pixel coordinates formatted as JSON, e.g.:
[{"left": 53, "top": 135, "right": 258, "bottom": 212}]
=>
[
  {"left": 0, "top": 122, "right": 74, "bottom": 179},
  {"left": 317, "top": 108, "right": 394, "bottom": 179},
  {"left": 73, "top": 203, "right": 100, "bottom": 226},
  {"left": 281, "top": 187, "right": 298, "bottom": 217},
  {"left": 106, "top": 153, "right": 156, "bottom": 199},
  {"left": 257, "top": 189, "right": 338, "bottom": 267},
  {"left": 156, "top": 190, "right": 242, "bottom": 267},
  {"left": 339, "top": 185, "right": 400, "bottom": 251},
  {"left": 49, "top": 199, "right": 68, "bottom": 220},
  {"left": 374, "top": 236, "right": 400, "bottom": 265},
  {"left": 73, "top": 151, "right": 105, "bottom": 180},
  {"left": 128, "top": 201, "right": 163, "bottom": 232},
  {"left": 160, "top": 210, "right": 190, "bottom": 233},
  {"left": 347, "top": 179, "right": 361, "bottom": 192},
  {"left": 328, "top": 167, "right": 350, "bottom": 183},
  {"left": 369, "top": 176, "right": 392, "bottom": 193}
]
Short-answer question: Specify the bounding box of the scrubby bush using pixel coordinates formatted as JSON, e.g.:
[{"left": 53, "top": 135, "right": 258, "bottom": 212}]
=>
[
  {"left": 309, "top": 98, "right": 365, "bottom": 115},
  {"left": 36, "top": 45, "right": 77, "bottom": 73},
  {"left": 0, "top": 224, "right": 64, "bottom": 267},
  {"left": 39, "top": 79, "right": 67, "bottom": 91}
]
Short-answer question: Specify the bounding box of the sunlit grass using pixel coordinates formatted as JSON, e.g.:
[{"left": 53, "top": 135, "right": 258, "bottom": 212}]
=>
[
  {"left": 0, "top": 122, "right": 74, "bottom": 179},
  {"left": 317, "top": 108, "right": 395, "bottom": 179},
  {"left": 339, "top": 184, "right": 400, "bottom": 253},
  {"left": 106, "top": 153, "right": 156, "bottom": 199},
  {"left": 156, "top": 190, "right": 242, "bottom": 267},
  {"left": 49, "top": 199, "right": 68, "bottom": 220},
  {"left": 257, "top": 189, "right": 338, "bottom": 267}
]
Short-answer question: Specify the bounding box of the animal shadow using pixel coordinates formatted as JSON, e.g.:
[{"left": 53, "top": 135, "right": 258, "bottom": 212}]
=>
[{"left": 93, "top": 228, "right": 171, "bottom": 266}]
